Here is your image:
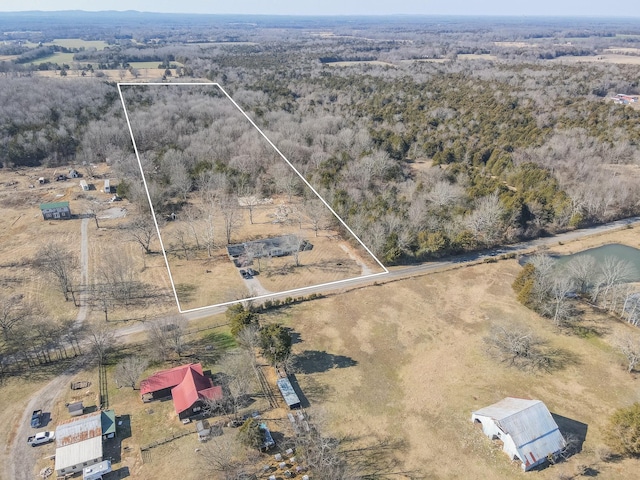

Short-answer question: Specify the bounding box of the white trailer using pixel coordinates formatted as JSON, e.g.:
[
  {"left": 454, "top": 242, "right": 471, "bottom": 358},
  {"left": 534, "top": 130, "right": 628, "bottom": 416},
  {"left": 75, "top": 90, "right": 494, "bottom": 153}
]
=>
[{"left": 83, "top": 460, "right": 111, "bottom": 480}]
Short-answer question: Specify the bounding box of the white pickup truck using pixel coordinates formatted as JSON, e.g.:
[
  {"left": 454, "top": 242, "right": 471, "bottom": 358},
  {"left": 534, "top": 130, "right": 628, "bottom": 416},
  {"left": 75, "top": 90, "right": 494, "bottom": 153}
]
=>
[{"left": 27, "top": 431, "right": 55, "bottom": 447}]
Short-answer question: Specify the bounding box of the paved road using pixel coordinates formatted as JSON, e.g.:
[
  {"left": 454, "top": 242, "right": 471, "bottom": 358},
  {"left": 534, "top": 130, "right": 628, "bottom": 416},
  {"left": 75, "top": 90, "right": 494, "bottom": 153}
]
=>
[{"left": 7, "top": 218, "right": 90, "bottom": 480}]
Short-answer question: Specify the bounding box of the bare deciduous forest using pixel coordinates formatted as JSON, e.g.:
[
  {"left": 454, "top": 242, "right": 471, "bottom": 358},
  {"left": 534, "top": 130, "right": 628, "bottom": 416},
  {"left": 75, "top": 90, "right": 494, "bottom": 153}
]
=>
[{"left": 2, "top": 14, "right": 640, "bottom": 264}]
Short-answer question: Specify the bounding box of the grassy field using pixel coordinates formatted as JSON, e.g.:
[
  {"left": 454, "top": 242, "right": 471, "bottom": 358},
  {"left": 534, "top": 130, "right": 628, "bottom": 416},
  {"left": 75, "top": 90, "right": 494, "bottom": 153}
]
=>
[
  {"left": 265, "top": 226, "right": 640, "bottom": 480},
  {"left": 30, "top": 52, "right": 75, "bottom": 65},
  {"left": 158, "top": 194, "right": 384, "bottom": 311},
  {"left": 24, "top": 39, "right": 109, "bottom": 50},
  {"left": 551, "top": 54, "right": 640, "bottom": 65}
]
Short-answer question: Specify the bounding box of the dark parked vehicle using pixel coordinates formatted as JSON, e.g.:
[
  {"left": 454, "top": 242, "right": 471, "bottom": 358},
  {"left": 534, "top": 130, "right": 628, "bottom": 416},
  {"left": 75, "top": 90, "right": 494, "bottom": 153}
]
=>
[{"left": 30, "top": 410, "right": 42, "bottom": 428}]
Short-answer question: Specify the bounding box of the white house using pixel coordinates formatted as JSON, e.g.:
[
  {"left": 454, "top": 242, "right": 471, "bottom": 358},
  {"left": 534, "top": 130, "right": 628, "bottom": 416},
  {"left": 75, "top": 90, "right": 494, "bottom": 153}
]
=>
[{"left": 471, "top": 397, "right": 566, "bottom": 471}]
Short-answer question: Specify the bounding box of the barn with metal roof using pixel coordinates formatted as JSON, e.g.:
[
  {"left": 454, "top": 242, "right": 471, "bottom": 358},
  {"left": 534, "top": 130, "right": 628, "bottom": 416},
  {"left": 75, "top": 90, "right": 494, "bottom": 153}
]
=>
[
  {"left": 472, "top": 397, "right": 566, "bottom": 471},
  {"left": 54, "top": 409, "right": 116, "bottom": 477}
]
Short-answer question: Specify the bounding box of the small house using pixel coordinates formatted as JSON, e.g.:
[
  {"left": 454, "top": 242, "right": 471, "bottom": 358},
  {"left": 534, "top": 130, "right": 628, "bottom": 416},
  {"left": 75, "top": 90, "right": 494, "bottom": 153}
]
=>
[
  {"left": 472, "top": 397, "right": 566, "bottom": 471},
  {"left": 140, "top": 363, "right": 223, "bottom": 420},
  {"left": 38, "top": 177, "right": 46, "bottom": 184},
  {"left": 69, "top": 169, "right": 80, "bottom": 178},
  {"left": 79, "top": 180, "right": 89, "bottom": 191},
  {"left": 196, "top": 420, "right": 211, "bottom": 442},
  {"left": 103, "top": 179, "right": 111, "bottom": 193},
  {"left": 40, "top": 201, "right": 71, "bottom": 220}
]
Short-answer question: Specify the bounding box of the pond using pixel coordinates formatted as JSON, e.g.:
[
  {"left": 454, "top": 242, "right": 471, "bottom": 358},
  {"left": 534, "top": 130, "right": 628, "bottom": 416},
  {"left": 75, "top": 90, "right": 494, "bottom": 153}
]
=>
[{"left": 555, "top": 244, "right": 640, "bottom": 282}]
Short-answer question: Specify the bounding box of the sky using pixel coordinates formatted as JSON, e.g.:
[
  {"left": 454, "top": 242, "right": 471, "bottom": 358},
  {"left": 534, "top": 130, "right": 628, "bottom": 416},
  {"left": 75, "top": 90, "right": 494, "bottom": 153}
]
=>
[{"left": 1, "top": 0, "right": 639, "bottom": 16}]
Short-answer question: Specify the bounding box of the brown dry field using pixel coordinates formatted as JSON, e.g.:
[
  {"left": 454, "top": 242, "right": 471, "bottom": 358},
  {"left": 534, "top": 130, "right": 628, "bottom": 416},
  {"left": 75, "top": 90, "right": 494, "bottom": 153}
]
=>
[
  {"left": 603, "top": 47, "right": 640, "bottom": 55},
  {"left": 270, "top": 227, "right": 640, "bottom": 480},
  {"left": 551, "top": 53, "right": 640, "bottom": 65},
  {"left": 32, "top": 68, "right": 177, "bottom": 82},
  {"left": 0, "top": 165, "right": 177, "bottom": 324},
  {"left": 160, "top": 195, "right": 383, "bottom": 310}
]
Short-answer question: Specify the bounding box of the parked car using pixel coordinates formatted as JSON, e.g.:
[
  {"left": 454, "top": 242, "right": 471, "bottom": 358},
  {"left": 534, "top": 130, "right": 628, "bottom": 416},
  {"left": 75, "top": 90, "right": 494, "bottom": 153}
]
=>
[
  {"left": 27, "top": 431, "right": 55, "bottom": 447},
  {"left": 30, "top": 409, "right": 42, "bottom": 428}
]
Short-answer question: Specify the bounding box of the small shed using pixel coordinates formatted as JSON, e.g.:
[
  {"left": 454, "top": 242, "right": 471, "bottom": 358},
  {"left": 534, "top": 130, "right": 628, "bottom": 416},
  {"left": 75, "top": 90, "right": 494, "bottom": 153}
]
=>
[
  {"left": 103, "top": 179, "right": 111, "bottom": 193},
  {"left": 38, "top": 177, "right": 46, "bottom": 184},
  {"left": 276, "top": 377, "right": 301, "bottom": 409},
  {"left": 196, "top": 419, "right": 211, "bottom": 442},
  {"left": 79, "top": 180, "right": 89, "bottom": 191},
  {"left": 69, "top": 169, "right": 80, "bottom": 178},
  {"left": 68, "top": 401, "right": 84, "bottom": 417},
  {"left": 40, "top": 201, "right": 71, "bottom": 220},
  {"left": 472, "top": 397, "right": 566, "bottom": 471}
]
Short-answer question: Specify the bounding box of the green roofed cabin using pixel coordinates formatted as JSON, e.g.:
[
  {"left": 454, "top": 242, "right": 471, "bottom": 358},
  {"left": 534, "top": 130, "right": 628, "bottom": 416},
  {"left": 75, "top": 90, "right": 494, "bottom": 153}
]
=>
[{"left": 40, "top": 201, "right": 71, "bottom": 220}]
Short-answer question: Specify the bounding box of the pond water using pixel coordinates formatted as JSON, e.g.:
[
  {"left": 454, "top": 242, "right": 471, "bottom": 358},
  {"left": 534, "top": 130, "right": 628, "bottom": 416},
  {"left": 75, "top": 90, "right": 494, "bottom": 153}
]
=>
[{"left": 555, "top": 244, "right": 640, "bottom": 282}]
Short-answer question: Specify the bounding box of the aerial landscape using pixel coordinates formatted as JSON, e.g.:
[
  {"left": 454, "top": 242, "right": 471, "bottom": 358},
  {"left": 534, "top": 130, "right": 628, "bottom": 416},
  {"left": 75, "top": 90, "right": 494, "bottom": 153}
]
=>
[{"left": 1, "top": 2, "right": 640, "bottom": 479}]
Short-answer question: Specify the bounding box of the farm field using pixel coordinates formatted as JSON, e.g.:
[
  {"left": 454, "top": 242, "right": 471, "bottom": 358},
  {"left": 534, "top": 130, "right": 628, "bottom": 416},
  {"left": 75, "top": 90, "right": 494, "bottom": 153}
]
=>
[
  {"left": 0, "top": 166, "right": 176, "bottom": 324},
  {"left": 551, "top": 53, "right": 640, "bottom": 65},
  {"left": 24, "top": 39, "right": 109, "bottom": 50},
  {"left": 268, "top": 226, "right": 640, "bottom": 480},
  {"left": 30, "top": 52, "right": 75, "bottom": 65}
]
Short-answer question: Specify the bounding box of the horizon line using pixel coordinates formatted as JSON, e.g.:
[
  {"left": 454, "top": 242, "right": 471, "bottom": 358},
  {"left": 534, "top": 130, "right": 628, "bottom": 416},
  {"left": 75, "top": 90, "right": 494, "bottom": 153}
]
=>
[{"left": 2, "top": 10, "right": 640, "bottom": 19}]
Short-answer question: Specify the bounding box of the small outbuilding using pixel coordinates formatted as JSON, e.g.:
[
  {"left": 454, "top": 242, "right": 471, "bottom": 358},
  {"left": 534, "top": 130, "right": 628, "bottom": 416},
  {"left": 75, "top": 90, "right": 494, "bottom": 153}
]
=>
[
  {"left": 276, "top": 377, "right": 301, "bottom": 409},
  {"left": 79, "top": 180, "right": 89, "bottom": 191},
  {"left": 68, "top": 401, "right": 84, "bottom": 417},
  {"left": 472, "top": 397, "right": 566, "bottom": 471},
  {"left": 40, "top": 201, "right": 71, "bottom": 220}
]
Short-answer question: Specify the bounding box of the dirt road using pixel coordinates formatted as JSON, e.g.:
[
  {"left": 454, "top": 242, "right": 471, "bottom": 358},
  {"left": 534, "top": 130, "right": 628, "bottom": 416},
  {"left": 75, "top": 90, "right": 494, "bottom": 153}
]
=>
[{"left": 7, "top": 218, "right": 91, "bottom": 480}]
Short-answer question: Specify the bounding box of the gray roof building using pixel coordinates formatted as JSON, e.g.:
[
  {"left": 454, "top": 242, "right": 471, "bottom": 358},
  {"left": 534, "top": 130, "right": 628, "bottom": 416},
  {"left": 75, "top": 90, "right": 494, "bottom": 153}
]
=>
[
  {"left": 277, "top": 377, "right": 301, "bottom": 409},
  {"left": 54, "top": 410, "right": 116, "bottom": 476},
  {"left": 472, "top": 397, "right": 566, "bottom": 471}
]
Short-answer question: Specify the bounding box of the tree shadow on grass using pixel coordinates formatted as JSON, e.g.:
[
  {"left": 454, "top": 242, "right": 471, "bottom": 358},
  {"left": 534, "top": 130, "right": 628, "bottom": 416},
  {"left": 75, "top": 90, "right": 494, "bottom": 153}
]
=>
[
  {"left": 293, "top": 350, "right": 357, "bottom": 374},
  {"left": 339, "top": 435, "right": 424, "bottom": 479},
  {"left": 189, "top": 332, "right": 236, "bottom": 364}
]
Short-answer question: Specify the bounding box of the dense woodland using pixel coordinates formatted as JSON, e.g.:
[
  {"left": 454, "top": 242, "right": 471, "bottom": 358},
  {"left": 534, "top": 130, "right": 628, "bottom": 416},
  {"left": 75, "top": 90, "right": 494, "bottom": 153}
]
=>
[{"left": 1, "top": 13, "right": 640, "bottom": 266}]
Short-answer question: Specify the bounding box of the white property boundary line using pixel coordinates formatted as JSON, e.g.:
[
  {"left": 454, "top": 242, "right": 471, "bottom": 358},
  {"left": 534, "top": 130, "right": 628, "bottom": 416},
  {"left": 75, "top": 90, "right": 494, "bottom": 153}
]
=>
[{"left": 117, "top": 82, "right": 389, "bottom": 313}]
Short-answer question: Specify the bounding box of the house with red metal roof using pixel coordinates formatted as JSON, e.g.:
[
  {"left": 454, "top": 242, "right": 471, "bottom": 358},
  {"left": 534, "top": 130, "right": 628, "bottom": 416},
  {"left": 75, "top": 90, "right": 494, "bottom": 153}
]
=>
[{"left": 140, "top": 363, "right": 223, "bottom": 420}]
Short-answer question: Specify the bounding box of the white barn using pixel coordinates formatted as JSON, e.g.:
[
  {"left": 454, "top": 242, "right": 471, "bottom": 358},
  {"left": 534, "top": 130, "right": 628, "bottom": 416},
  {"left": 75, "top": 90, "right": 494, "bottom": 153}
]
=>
[{"left": 472, "top": 397, "right": 566, "bottom": 471}]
